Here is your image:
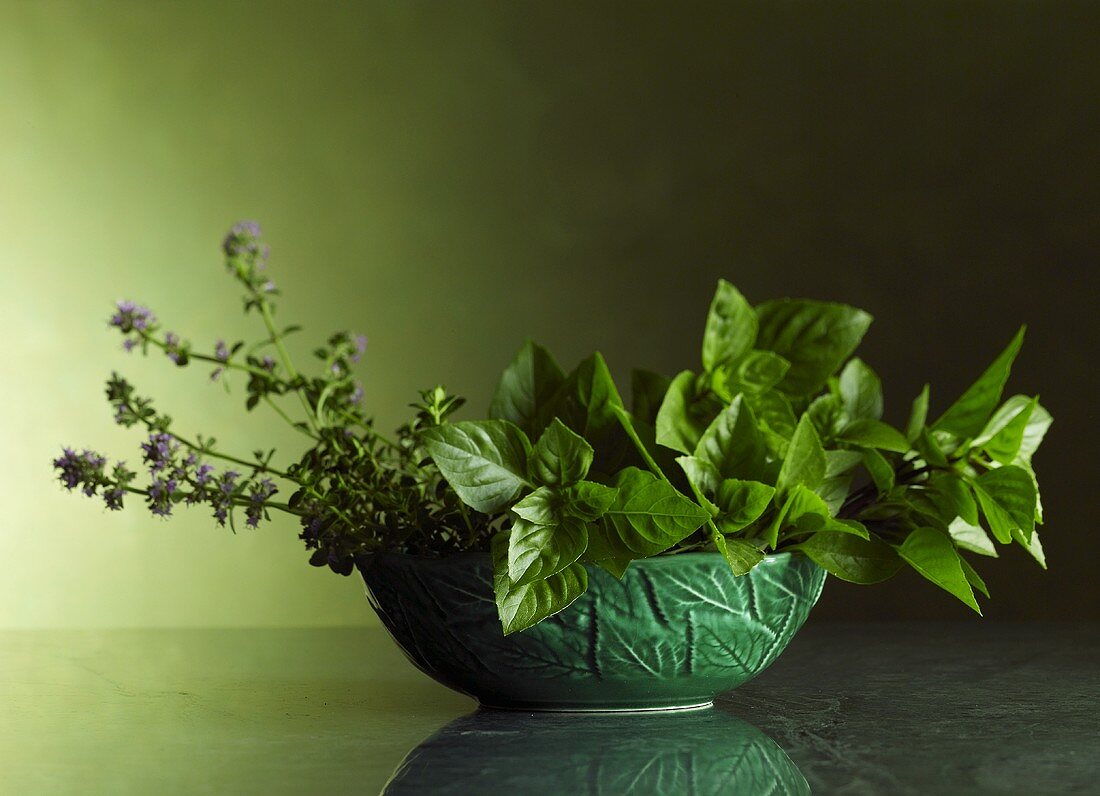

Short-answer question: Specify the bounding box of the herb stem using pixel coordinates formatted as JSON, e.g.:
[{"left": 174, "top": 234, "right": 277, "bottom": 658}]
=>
[{"left": 256, "top": 295, "right": 321, "bottom": 434}]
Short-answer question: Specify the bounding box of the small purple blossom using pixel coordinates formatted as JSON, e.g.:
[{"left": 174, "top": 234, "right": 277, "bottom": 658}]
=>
[
  {"left": 350, "top": 381, "right": 364, "bottom": 405},
  {"left": 214, "top": 340, "right": 229, "bottom": 362},
  {"left": 122, "top": 338, "right": 138, "bottom": 353},
  {"left": 194, "top": 463, "right": 214, "bottom": 486},
  {"left": 163, "top": 332, "right": 184, "bottom": 365},
  {"left": 145, "top": 477, "right": 176, "bottom": 517},
  {"left": 103, "top": 488, "right": 125, "bottom": 511},
  {"left": 109, "top": 301, "right": 155, "bottom": 333},
  {"left": 141, "top": 432, "right": 178, "bottom": 472},
  {"left": 351, "top": 334, "right": 367, "bottom": 363},
  {"left": 260, "top": 356, "right": 275, "bottom": 372},
  {"left": 222, "top": 221, "right": 268, "bottom": 264}
]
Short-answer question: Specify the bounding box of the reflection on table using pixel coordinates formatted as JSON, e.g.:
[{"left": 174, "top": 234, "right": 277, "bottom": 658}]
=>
[{"left": 384, "top": 707, "right": 808, "bottom": 795}]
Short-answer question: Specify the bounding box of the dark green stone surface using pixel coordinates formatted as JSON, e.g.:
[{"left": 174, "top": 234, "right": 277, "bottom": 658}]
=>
[{"left": 1, "top": 623, "right": 1096, "bottom": 794}]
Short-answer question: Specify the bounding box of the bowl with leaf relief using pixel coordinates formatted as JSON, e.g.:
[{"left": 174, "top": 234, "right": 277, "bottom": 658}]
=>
[{"left": 360, "top": 549, "right": 825, "bottom": 712}]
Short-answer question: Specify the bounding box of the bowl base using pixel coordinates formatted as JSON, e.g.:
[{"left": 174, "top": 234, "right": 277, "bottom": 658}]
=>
[{"left": 477, "top": 699, "right": 715, "bottom": 714}]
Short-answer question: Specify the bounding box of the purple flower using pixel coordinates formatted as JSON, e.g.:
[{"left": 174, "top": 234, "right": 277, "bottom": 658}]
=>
[
  {"left": 214, "top": 340, "right": 229, "bottom": 362},
  {"left": 163, "top": 332, "right": 184, "bottom": 364},
  {"left": 109, "top": 301, "right": 155, "bottom": 334},
  {"left": 351, "top": 334, "right": 367, "bottom": 363},
  {"left": 350, "top": 381, "right": 364, "bottom": 405},
  {"left": 140, "top": 432, "right": 177, "bottom": 472},
  {"left": 146, "top": 477, "right": 174, "bottom": 517},
  {"left": 122, "top": 339, "right": 138, "bottom": 353},
  {"left": 260, "top": 356, "right": 275, "bottom": 372},
  {"left": 103, "top": 488, "right": 125, "bottom": 511},
  {"left": 222, "top": 221, "right": 267, "bottom": 262},
  {"left": 53, "top": 448, "right": 108, "bottom": 493},
  {"left": 194, "top": 463, "right": 214, "bottom": 486}
]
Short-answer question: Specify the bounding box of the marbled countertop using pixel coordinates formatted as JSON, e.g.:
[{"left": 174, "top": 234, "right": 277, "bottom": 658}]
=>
[{"left": 2, "top": 623, "right": 1096, "bottom": 794}]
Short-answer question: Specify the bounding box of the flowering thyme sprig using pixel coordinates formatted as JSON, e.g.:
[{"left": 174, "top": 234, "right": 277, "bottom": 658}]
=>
[{"left": 56, "top": 222, "right": 491, "bottom": 573}]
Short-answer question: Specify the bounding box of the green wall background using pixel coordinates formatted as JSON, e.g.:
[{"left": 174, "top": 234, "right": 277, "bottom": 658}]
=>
[{"left": 2, "top": 1, "right": 1096, "bottom": 628}]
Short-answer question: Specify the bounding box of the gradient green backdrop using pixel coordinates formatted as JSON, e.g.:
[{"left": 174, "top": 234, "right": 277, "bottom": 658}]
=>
[{"left": 3, "top": 1, "right": 1096, "bottom": 628}]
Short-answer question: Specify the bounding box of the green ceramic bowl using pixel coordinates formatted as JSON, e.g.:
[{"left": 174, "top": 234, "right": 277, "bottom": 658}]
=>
[{"left": 360, "top": 551, "right": 825, "bottom": 712}]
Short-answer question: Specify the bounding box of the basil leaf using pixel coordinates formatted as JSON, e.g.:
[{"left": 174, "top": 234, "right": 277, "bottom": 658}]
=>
[
  {"left": 817, "top": 474, "right": 852, "bottom": 514},
  {"left": 1019, "top": 528, "right": 1046, "bottom": 569},
  {"left": 754, "top": 299, "right": 873, "bottom": 396},
  {"left": 770, "top": 485, "right": 870, "bottom": 544},
  {"left": 702, "top": 279, "right": 757, "bottom": 372},
  {"left": 807, "top": 394, "right": 846, "bottom": 441},
  {"left": 421, "top": 420, "right": 531, "bottom": 513},
  {"left": 693, "top": 395, "right": 766, "bottom": 481},
  {"left": 926, "top": 472, "right": 980, "bottom": 526},
  {"left": 507, "top": 515, "right": 588, "bottom": 586},
  {"left": 592, "top": 557, "right": 631, "bottom": 579},
  {"left": 836, "top": 419, "right": 910, "bottom": 453},
  {"left": 1016, "top": 401, "right": 1052, "bottom": 463},
  {"left": 838, "top": 358, "right": 884, "bottom": 420},
  {"left": 492, "top": 533, "right": 587, "bottom": 635},
  {"left": 732, "top": 350, "right": 790, "bottom": 394},
  {"left": 975, "top": 396, "right": 1038, "bottom": 465},
  {"left": 959, "top": 556, "right": 990, "bottom": 599},
  {"left": 676, "top": 455, "right": 721, "bottom": 499},
  {"left": 713, "top": 533, "right": 765, "bottom": 576},
  {"left": 562, "top": 481, "right": 619, "bottom": 521},
  {"left": 776, "top": 415, "right": 826, "bottom": 497},
  {"left": 537, "top": 352, "right": 625, "bottom": 441},
  {"left": 796, "top": 532, "right": 902, "bottom": 584},
  {"left": 713, "top": 478, "right": 775, "bottom": 533},
  {"left": 933, "top": 326, "right": 1026, "bottom": 438},
  {"left": 601, "top": 467, "right": 710, "bottom": 556},
  {"left": 529, "top": 418, "right": 593, "bottom": 486},
  {"left": 906, "top": 383, "right": 930, "bottom": 442},
  {"left": 861, "top": 448, "right": 895, "bottom": 493},
  {"left": 948, "top": 517, "right": 999, "bottom": 558},
  {"left": 973, "top": 465, "right": 1037, "bottom": 544},
  {"left": 489, "top": 341, "right": 564, "bottom": 436},
  {"left": 825, "top": 450, "right": 864, "bottom": 478},
  {"left": 744, "top": 389, "right": 798, "bottom": 459},
  {"left": 631, "top": 369, "right": 671, "bottom": 425},
  {"left": 511, "top": 486, "right": 558, "bottom": 524},
  {"left": 655, "top": 370, "right": 708, "bottom": 454},
  {"left": 897, "top": 527, "right": 981, "bottom": 614}
]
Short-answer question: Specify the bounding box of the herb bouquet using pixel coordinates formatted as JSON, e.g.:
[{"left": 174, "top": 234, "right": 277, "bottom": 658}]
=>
[{"left": 55, "top": 224, "right": 1051, "bottom": 711}]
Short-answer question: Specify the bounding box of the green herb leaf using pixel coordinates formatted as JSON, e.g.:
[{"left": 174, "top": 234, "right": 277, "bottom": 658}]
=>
[
  {"left": 825, "top": 450, "right": 864, "bottom": 478},
  {"left": 933, "top": 326, "right": 1026, "bottom": 438},
  {"left": 529, "top": 418, "right": 594, "bottom": 486},
  {"left": 861, "top": 448, "right": 895, "bottom": 493},
  {"left": 776, "top": 415, "right": 826, "bottom": 497},
  {"left": 676, "top": 455, "right": 721, "bottom": 500},
  {"left": 562, "top": 481, "right": 619, "bottom": 521},
  {"left": 731, "top": 350, "right": 790, "bottom": 394},
  {"left": 948, "top": 518, "right": 999, "bottom": 558},
  {"left": 768, "top": 485, "right": 870, "bottom": 546},
  {"left": 601, "top": 467, "right": 710, "bottom": 556},
  {"left": 631, "top": 369, "right": 671, "bottom": 425},
  {"left": 906, "top": 384, "right": 930, "bottom": 442},
  {"left": 702, "top": 280, "right": 757, "bottom": 372},
  {"left": 694, "top": 395, "right": 766, "bottom": 481},
  {"left": 754, "top": 299, "right": 873, "bottom": 396},
  {"left": 655, "top": 370, "right": 708, "bottom": 454},
  {"left": 897, "top": 527, "right": 981, "bottom": 614},
  {"left": 838, "top": 358, "right": 884, "bottom": 420},
  {"left": 836, "top": 419, "right": 911, "bottom": 453},
  {"left": 421, "top": 420, "right": 531, "bottom": 513},
  {"left": 489, "top": 341, "right": 564, "bottom": 436},
  {"left": 713, "top": 533, "right": 765, "bottom": 576},
  {"left": 974, "top": 396, "right": 1039, "bottom": 465},
  {"left": 507, "top": 515, "right": 589, "bottom": 586},
  {"left": 796, "top": 532, "right": 902, "bottom": 584},
  {"left": 713, "top": 478, "right": 775, "bottom": 533},
  {"left": 973, "top": 464, "right": 1037, "bottom": 544},
  {"left": 959, "top": 556, "right": 990, "bottom": 599},
  {"left": 511, "top": 486, "right": 558, "bottom": 524},
  {"left": 492, "top": 533, "right": 587, "bottom": 635}
]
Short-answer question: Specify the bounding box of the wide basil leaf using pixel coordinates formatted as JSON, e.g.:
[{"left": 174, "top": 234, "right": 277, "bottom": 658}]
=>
[
  {"left": 731, "top": 350, "right": 790, "bottom": 394},
  {"left": 701, "top": 280, "right": 757, "bottom": 372},
  {"left": 1016, "top": 401, "right": 1052, "bottom": 463},
  {"left": 489, "top": 341, "right": 564, "bottom": 436},
  {"left": 948, "top": 518, "right": 999, "bottom": 558},
  {"left": 974, "top": 396, "right": 1038, "bottom": 465},
  {"left": 693, "top": 395, "right": 766, "bottom": 481},
  {"left": 713, "top": 478, "right": 775, "bottom": 533},
  {"left": 511, "top": 486, "right": 558, "bottom": 524},
  {"left": 713, "top": 533, "right": 765, "bottom": 576},
  {"left": 744, "top": 389, "right": 798, "bottom": 459},
  {"left": 754, "top": 299, "right": 873, "bottom": 396},
  {"left": 933, "top": 326, "right": 1026, "bottom": 438},
  {"left": 655, "top": 370, "right": 708, "bottom": 454},
  {"left": 817, "top": 474, "right": 853, "bottom": 514},
  {"left": 1018, "top": 528, "right": 1047, "bottom": 569},
  {"left": 797, "top": 532, "right": 902, "bottom": 584},
  {"left": 529, "top": 418, "right": 593, "bottom": 486},
  {"left": 602, "top": 467, "right": 710, "bottom": 556},
  {"left": 631, "top": 369, "right": 671, "bottom": 425},
  {"left": 507, "top": 515, "right": 588, "bottom": 586},
  {"left": 973, "top": 464, "right": 1037, "bottom": 543},
  {"left": 676, "top": 455, "right": 721, "bottom": 500},
  {"left": 925, "top": 472, "right": 980, "bottom": 526},
  {"left": 562, "top": 481, "right": 619, "bottom": 521},
  {"left": 776, "top": 415, "right": 826, "bottom": 497},
  {"left": 768, "top": 485, "right": 869, "bottom": 547},
  {"left": 914, "top": 426, "right": 950, "bottom": 468},
  {"left": 592, "top": 557, "right": 631, "bottom": 579},
  {"left": 492, "top": 533, "right": 587, "bottom": 635},
  {"left": 838, "top": 358, "right": 884, "bottom": 420},
  {"left": 807, "top": 394, "right": 846, "bottom": 441},
  {"left": 421, "top": 420, "right": 531, "bottom": 513},
  {"left": 836, "top": 419, "right": 910, "bottom": 453},
  {"left": 906, "top": 383, "right": 930, "bottom": 442},
  {"left": 897, "top": 527, "right": 981, "bottom": 614},
  {"left": 537, "top": 352, "right": 625, "bottom": 440},
  {"left": 861, "top": 448, "right": 895, "bottom": 493},
  {"left": 825, "top": 449, "right": 864, "bottom": 478}
]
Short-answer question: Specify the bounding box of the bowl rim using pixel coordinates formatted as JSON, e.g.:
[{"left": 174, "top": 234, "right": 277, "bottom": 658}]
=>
[{"left": 360, "top": 549, "right": 801, "bottom": 571}]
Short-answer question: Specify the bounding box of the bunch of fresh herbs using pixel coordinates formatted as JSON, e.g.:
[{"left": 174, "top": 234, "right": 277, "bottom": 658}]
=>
[{"left": 55, "top": 226, "right": 1051, "bottom": 633}]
